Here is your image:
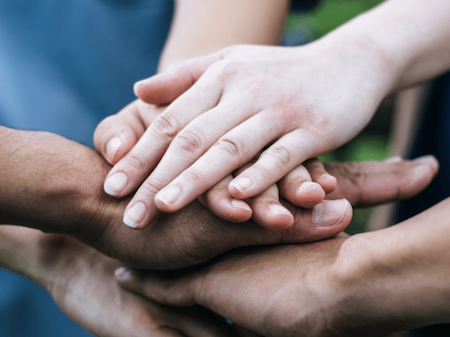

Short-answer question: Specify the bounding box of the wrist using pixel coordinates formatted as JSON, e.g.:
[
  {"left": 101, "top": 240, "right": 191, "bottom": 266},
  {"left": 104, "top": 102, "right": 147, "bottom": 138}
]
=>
[
  {"left": 0, "top": 127, "right": 110, "bottom": 235},
  {"left": 312, "top": 1, "right": 423, "bottom": 98},
  {"left": 317, "top": 24, "right": 399, "bottom": 100},
  {"left": 329, "top": 223, "right": 450, "bottom": 335}
]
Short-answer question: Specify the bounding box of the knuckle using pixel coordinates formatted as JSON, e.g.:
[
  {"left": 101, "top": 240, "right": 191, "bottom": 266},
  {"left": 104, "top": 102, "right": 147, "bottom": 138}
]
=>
[
  {"left": 173, "top": 127, "right": 207, "bottom": 155},
  {"left": 183, "top": 170, "right": 203, "bottom": 186},
  {"left": 151, "top": 113, "right": 182, "bottom": 140},
  {"left": 339, "top": 161, "right": 367, "bottom": 199},
  {"left": 126, "top": 150, "right": 148, "bottom": 172},
  {"left": 261, "top": 145, "right": 293, "bottom": 166},
  {"left": 214, "top": 137, "right": 245, "bottom": 161},
  {"left": 211, "top": 60, "right": 244, "bottom": 82}
]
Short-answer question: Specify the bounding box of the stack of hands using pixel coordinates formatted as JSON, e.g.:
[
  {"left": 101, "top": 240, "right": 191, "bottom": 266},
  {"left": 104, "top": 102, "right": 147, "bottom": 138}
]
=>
[
  {"left": 0, "top": 92, "right": 439, "bottom": 336},
  {"left": 2, "top": 0, "right": 450, "bottom": 335}
]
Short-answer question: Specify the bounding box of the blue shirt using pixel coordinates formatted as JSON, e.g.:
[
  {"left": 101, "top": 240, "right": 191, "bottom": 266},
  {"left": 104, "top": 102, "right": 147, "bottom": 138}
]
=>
[{"left": 0, "top": 0, "right": 173, "bottom": 336}]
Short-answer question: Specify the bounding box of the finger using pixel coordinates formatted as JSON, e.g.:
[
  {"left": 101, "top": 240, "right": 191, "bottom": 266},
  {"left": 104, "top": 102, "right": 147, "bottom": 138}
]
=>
[
  {"left": 303, "top": 158, "right": 337, "bottom": 194},
  {"left": 153, "top": 110, "right": 285, "bottom": 214},
  {"left": 104, "top": 72, "right": 224, "bottom": 200},
  {"left": 324, "top": 155, "right": 439, "bottom": 208},
  {"left": 94, "top": 100, "right": 147, "bottom": 165},
  {"left": 279, "top": 198, "right": 353, "bottom": 243},
  {"left": 231, "top": 160, "right": 294, "bottom": 230},
  {"left": 229, "top": 129, "right": 314, "bottom": 199},
  {"left": 134, "top": 49, "right": 229, "bottom": 105},
  {"left": 247, "top": 183, "right": 294, "bottom": 231},
  {"left": 198, "top": 175, "right": 253, "bottom": 223},
  {"left": 119, "top": 106, "right": 254, "bottom": 229},
  {"left": 115, "top": 268, "right": 199, "bottom": 307},
  {"left": 278, "top": 163, "right": 325, "bottom": 208}
]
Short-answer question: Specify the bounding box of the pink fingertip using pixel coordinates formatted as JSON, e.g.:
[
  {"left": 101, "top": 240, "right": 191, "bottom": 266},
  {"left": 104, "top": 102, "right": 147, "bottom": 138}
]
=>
[
  {"left": 321, "top": 173, "right": 337, "bottom": 184},
  {"left": 133, "top": 80, "right": 145, "bottom": 97},
  {"left": 299, "top": 181, "right": 322, "bottom": 192}
]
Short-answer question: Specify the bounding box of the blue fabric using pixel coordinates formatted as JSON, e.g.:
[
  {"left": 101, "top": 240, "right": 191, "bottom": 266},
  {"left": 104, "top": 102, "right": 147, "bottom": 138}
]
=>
[
  {"left": 0, "top": 0, "right": 173, "bottom": 146},
  {"left": 0, "top": 0, "right": 173, "bottom": 336}
]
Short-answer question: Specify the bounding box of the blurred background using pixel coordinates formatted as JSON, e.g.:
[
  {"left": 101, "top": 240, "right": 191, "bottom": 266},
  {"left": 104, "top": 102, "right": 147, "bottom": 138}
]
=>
[{"left": 284, "top": 0, "right": 392, "bottom": 234}]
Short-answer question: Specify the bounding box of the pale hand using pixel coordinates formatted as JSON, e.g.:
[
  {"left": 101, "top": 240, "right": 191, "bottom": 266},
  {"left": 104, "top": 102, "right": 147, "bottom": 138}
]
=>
[{"left": 104, "top": 41, "right": 389, "bottom": 230}]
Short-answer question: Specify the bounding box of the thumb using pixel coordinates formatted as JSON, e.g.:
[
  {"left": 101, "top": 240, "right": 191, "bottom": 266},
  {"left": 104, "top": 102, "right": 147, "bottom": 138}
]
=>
[
  {"left": 134, "top": 49, "right": 228, "bottom": 105},
  {"left": 115, "top": 267, "right": 199, "bottom": 307},
  {"left": 324, "top": 156, "right": 439, "bottom": 208}
]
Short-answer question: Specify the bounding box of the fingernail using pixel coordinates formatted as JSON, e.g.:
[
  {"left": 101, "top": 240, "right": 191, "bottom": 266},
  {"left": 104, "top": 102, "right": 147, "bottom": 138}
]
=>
[
  {"left": 314, "top": 199, "right": 348, "bottom": 227},
  {"left": 123, "top": 202, "right": 147, "bottom": 228},
  {"left": 156, "top": 185, "right": 181, "bottom": 207},
  {"left": 320, "top": 173, "right": 337, "bottom": 183},
  {"left": 231, "top": 199, "right": 251, "bottom": 211},
  {"left": 412, "top": 155, "right": 435, "bottom": 165},
  {"left": 299, "top": 181, "right": 320, "bottom": 192},
  {"left": 269, "top": 203, "right": 291, "bottom": 216},
  {"left": 413, "top": 155, "right": 435, "bottom": 173},
  {"left": 230, "top": 177, "right": 253, "bottom": 193},
  {"left": 104, "top": 172, "right": 128, "bottom": 196},
  {"left": 383, "top": 155, "right": 402, "bottom": 164},
  {"left": 115, "top": 267, "right": 132, "bottom": 281},
  {"left": 106, "top": 136, "right": 124, "bottom": 165},
  {"left": 133, "top": 80, "right": 145, "bottom": 97}
]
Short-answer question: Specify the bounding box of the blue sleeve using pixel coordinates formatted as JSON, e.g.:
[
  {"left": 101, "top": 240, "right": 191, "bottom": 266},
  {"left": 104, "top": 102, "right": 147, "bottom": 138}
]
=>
[{"left": 290, "top": 0, "right": 321, "bottom": 12}]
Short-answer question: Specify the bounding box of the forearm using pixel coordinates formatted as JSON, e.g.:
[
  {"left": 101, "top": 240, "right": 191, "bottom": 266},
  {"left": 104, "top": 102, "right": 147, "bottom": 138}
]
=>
[
  {"left": 315, "top": 0, "right": 450, "bottom": 97},
  {"left": 158, "top": 0, "right": 289, "bottom": 71},
  {"left": 333, "top": 197, "right": 450, "bottom": 334},
  {"left": 0, "top": 126, "right": 108, "bottom": 234}
]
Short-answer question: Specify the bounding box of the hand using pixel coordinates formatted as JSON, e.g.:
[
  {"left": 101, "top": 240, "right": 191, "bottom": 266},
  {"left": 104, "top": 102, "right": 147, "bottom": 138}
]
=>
[
  {"left": 95, "top": 100, "right": 336, "bottom": 230},
  {"left": 114, "top": 236, "right": 349, "bottom": 337},
  {"left": 0, "top": 226, "right": 237, "bottom": 337},
  {"left": 115, "top": 194, "right": 450, "bottom": 337},
  {"left": 0, "top": 127, "right": 438, "bottom": 269},
  {"left": 76, "top": 152, "right": 438, "bottom": 270},
  {"left": 104, "top": 40, "right": 390, "bottom": 229}
]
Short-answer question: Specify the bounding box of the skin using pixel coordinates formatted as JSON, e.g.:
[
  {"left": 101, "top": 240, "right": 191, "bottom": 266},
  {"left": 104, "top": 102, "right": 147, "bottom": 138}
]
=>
[
  {"left": 0, "top": 127, "right": 438, "bottom": 335},
  {"left": 0, "top": 226, "right": 238, "bottom": 337},
  {"left": 95, "top": 100, "right": 335, "bottom": 232},
  {"left": 117, "top": 195, "right": 450, "bottom": 336},
  {"left": 101, "top": 0, "right": 332, "bottom": 231},
  {"left": 106, "top": 0, "right": 450, "bottom": 231},
  {"left": 0, "top": 125, "right": 438, "bottom": 270}
]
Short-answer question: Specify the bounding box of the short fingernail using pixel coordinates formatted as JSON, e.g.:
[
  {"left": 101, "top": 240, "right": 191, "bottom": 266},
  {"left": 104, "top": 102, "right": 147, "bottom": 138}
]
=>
[
  {"left": 413, "top": 155, "right": 435, "bottom": 173},
  {"left": 106, "top": 136, "right": 124, "bottom": 165},
  {"left": 413, "top": 155, "right": 435, "bottom": 165},
  {"left": 115, "top": 267, "right": 132, "bottom": 281},
  {"left": 320, "top": 173, "right": 337, "bottom": 182},
  {"left": 230, "top": 177, "right": 253, "bottom": 193},
  {"left": 133, "top": 80, "right": 145, "bottom": 97},
  {"left": 231, "top": 199, "right": 251, "bottom": 211},
  {"left": 314, "top": 199, "right": 348, "bottom": 227},
  {"left": 104, "top": 172, "right": 128, "bottom": 196},
  {"left": 123, "top": 202, "right": 147, "bottom": 228},
  {"left": 383, "top": 155, "right": 402, "bottom": 164},
  {"left": 156, "top": 185, "right": 181, "bottom": 207},
  {"left": 299, "top": 181, "right": 321, "bottom": 192},
  {"left": 269, "top": 203, "right": 291, "bottom": 216}
]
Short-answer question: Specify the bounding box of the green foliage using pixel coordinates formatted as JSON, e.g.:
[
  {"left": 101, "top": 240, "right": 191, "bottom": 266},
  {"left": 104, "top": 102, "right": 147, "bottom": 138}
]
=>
[{"left": 287, "top": 0, "right": 384, "bottom": 40}]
